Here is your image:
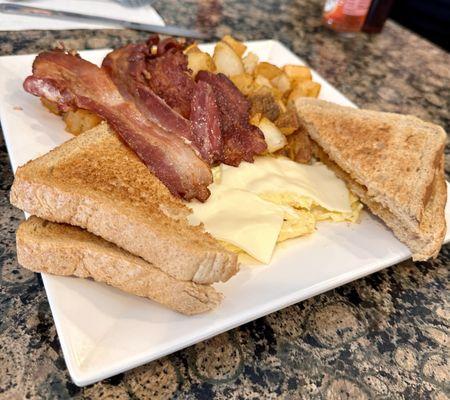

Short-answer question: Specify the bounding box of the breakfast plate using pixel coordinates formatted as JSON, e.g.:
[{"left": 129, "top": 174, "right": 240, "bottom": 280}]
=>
[{"left": 1, "top": 40, "right": 449, "bottom": 386}]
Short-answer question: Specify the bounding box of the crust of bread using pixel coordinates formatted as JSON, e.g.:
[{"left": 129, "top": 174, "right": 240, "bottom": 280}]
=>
[
  {"left": 312, "top": 142, "right": 446, "bottom": 261},
  {"left": 10, "top": 123, "right": 238, "bottom": 284},
  {"left": 296, "top": 98, "right": 447, "bottom": 233},
  {"left": 17, "top": 217, "right": 222, "bottom": 315}
]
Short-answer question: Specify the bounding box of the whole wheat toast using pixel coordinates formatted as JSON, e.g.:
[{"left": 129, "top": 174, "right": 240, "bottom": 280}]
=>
[
  {"left": 17, "top": 217, "right": 222, "bottom": 314},
  {"left": 296, "top": 98, "right": 447, "bottom": 260},
  {"left": 10, "top": 123, "right": 238, "bottom": 284},
  {"left": 313, "top": 144, "right": 446, "bottom": 260}
]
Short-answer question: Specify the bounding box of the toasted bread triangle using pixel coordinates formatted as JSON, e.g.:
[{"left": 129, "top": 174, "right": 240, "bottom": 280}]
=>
[
  {"left": 17, "top": 217, "right": 222, "bottom": 314},
  {"left": 10, "top": 123, "right": 237, "bottom": 284},
  {"left": 296, "top": 98, "right": 447, "bottom": 260}
]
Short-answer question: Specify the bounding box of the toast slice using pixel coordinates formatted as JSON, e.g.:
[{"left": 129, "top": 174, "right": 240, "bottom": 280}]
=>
[
  {"left": 10, "top": 123, "right": 237, "bottom": 284},
  {"left": 296, "top": 98, "right": 447, "bottom": 260},
  {"left": 17, "top": 217, "right": 222, "bottom": 315}
]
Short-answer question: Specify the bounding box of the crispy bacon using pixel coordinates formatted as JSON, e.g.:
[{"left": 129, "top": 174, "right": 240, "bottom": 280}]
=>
[
  {"left": 23, "top": 51, "right": 212, "bottom": 201},
  {"left": 103, "top": 44, "right": 223, "bottom": 165},
  {"left": 196, "top": 71, "right": 267, "bottom": 166},
  {"left": 104, "top": 41, "right": 266, "bottom": 167},
  {"left": 145, "top": 35, "right": 188, "bottom": 56},
  {"left": 145, "top": 43, "right": 196, "bottom": 119},
  {"left": 190, "top": 81, "right": 222, "bottom": 164},
  {"left": 156, "top": 37, "right": 186, "bottom": 55},
  {"left": 103, "top": 44, "right": 194, "bottom": 143}
]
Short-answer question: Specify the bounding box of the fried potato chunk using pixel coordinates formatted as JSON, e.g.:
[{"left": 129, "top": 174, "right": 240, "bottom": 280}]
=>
[
  {"left": 278, "top": 126, "right": 312, "bottom": 164},
  {"left": 275, "top": 107, "right": 300, "bottom": 136},
  {"left": 288, "top": 81, "right": 321, "bottom": 103},
  {"left": 271, "top": 72, "right": 291, "bottom": 95},
  {"left": 283, "top": 65, "right": 312, "bottom": 83},
  {"left": 63, "top": 109, "right": 102, "bottom": 136},
  {"left": 40, "top": 98, "right": 61, "bottom": 115},
  {"left": 213, "top": 41, "right": 244, "bottom": 77},
  {"left": 187, "top": 50, "right": 215, "bottom": 77},
  {"left": 41, "top": 98, "right": 102, "bottom": 135},
  {"left": 257, "top": 117, "right": 287, "bottom": 153},
  {"left": 255, "top": 62, "right": 283, "bottom": 80},
  {"left": 221, "top": 35, "right": 247, "bottom": 57},
  {"left": 243, "top": 52, "right": 259, "bottom": 74},
  {"left": 248, "top": 86, "right": 282, "bottom": 121},
  {"left": 230, "top": 73, "right": 254, "bottom": 96}
]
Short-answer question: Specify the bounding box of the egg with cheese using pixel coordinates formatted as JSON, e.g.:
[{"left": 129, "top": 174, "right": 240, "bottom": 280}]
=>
[{"left": 187, "top": 156, "right": 362, "bottom": 263}]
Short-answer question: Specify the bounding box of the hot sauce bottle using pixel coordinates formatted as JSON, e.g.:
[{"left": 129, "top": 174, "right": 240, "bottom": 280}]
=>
[{"left": 323, "top": 0, "right": 394, "bottom": 33}]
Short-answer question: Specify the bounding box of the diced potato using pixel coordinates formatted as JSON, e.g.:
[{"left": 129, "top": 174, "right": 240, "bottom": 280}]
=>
[
  {"left": 275, "top": 108, "right": 300, "bottom": 135},
  {"left": 254, "top": 62, "right": 283, "bottom": 80},
  {"left": 271, "top": 73, "right": 291, "bottom": 95},
  {"left": 283, "top": 65, "right": 312, "bottom": 83},
  {"left": 302, "top": 81, "right": 321, "bottom": 98},
  {"left": 285, "top": 127, "right": 312, "bottom": 164},
  {"left": 213, "top": 42, "right": 244, "bottom": 77},
  {"left": 40, "top": 98, "right": 61, "bottom": 115},
  {"left": 249, "top": 86, "right": 282, "bottom": 121},
  {"left": 258, "top": 117, "right": 287, "bottom": 153},
  {"left": 230, "top": 73, "right": 254, "bottom": 96},
  {"left": 252, "top": 76, "right": 284, "bottom": 102},
  {"left": 249, "top": 112, "right": 262, "bottom": 126},
  {"left": 254, "top": 74, "right": 273, "bottom": 89},
  {"left": 212, "top": 36, "right": 322, "bottom": 129},
  {"left": 187, "top": 50, "right": 215, "bottom": 77},
  {"left": 287, "top": 86, "right": 305, "bottom": 104},
  {"left": 276, "top": 98, "right": 287, "bottom": 113},
  {"left": 63, "top": 109, "right": 102, "bottom": 136},
  {"left": 183, "top": 43, "right": 200, "bottom": 54},
  {"left": 40, "top": 98, "right": 102, "bottom": 135},
  {"left": 242, "top": 52, "right": 259, "bottom": 74},
  {"left": 221, "top": 35, "right": 247, "bottom": 57},
  {"left": 287, "top": 81, "right": 321, "bottom": 103}
]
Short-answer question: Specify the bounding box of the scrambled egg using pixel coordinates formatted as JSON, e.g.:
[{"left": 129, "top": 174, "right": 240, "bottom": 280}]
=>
[
  {"left": 219, "top": 192, "right": 361, "bottom": 257},
  {"left": 263, "top": 191, "right": 362, "bottom": 243},
  {"left": 189, "top": 157, "right": 362, "bottom": 263}
]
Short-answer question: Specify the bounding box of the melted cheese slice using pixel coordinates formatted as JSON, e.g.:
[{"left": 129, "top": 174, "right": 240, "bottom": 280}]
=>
[
  {"left": 187, "top": 157, "right": 353, "bottom": 263},
  {"left": 188, "top": 185, "right": 285, "bottom": 263},
  {"left": 220, "top": 157, "right": 352, "bottom": 213}
]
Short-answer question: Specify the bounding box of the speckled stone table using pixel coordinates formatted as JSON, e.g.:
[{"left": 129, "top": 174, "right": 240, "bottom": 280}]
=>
[{"left": 1, "top": 0, "right": 449, "bottom": 398}]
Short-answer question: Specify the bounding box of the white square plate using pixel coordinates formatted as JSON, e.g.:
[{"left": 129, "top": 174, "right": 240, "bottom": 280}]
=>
[{"left": 1, "top": 40, "right": 449, "bottom": 386}]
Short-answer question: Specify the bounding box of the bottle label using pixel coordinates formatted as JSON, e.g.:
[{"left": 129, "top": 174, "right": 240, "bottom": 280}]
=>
[{"left": 342, "top": 0, "right": 372, "bottom": 16}]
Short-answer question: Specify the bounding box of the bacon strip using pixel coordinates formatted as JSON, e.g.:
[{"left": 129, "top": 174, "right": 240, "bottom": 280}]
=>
[
  {"left": 196, "top": 71, "right": 267, "bottom": 166},
  {"left": 103, "top": 44, "right": 223, "bottom": 165},
  {"left": 103, "top": 44, "right": 194, "bottom": 143},
  {"left": 145, "top": 42, "right": 196, "bottom": 119},
  {"left": 190, "top": 81, "right": 222, "bottom": 164},
  {"left": 104, "top": 40, "right": 266, "bottom": 167},
  {"left": 23, "top": 51, "right": 212, "bottom": 201}
]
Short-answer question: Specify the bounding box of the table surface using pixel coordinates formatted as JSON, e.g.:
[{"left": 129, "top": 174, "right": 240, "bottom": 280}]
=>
[{"left": 1, "top": 0, "right": 449, "bottom": 398}]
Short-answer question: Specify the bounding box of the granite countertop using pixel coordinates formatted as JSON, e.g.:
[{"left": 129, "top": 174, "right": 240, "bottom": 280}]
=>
[{"left": 1, "top": 0, "right": 449, "bottom": 398}]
